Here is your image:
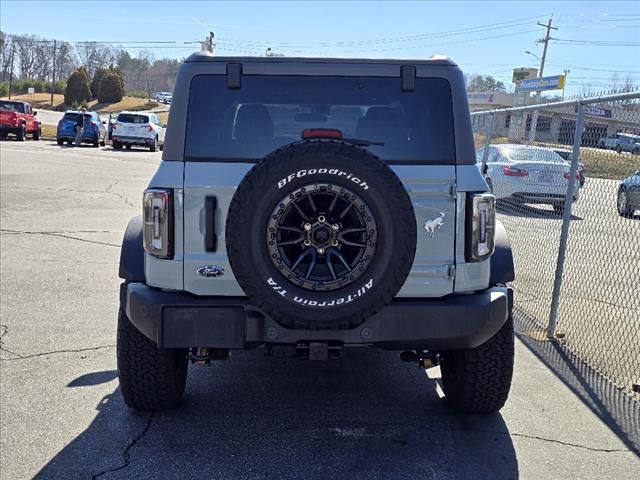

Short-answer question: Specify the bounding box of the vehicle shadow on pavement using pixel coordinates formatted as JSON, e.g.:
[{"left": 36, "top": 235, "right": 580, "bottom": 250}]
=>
[
  {"left": 515, "top": 312, "right": 640, "bottom": 457},
  {"left": 35, "top": 349, "right": 519, "bottom": 479}
]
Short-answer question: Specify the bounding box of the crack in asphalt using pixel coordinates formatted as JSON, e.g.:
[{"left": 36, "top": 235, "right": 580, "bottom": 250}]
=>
[
  {"left": 92, "top": 412, "right": 155, "bottom": 479},
  {"left": 0, "top": 229, "right": 120, "bottom": 248},
  {"left": 0, "top": 325, "right": 22, "bottom": 359},
  {"left": 0, "top": 344, "right": 116, "bottom": 361},
  {"left": 105, "top": 181, "right": 137, "bottom": 209},
  {"left": 480, "top": 429, "right": 639, "bottom": 453}
]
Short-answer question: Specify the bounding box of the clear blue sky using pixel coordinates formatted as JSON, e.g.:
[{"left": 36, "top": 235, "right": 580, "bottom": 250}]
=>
[{"left": 1, "top": 0, "right": 639, "bottom": 96}]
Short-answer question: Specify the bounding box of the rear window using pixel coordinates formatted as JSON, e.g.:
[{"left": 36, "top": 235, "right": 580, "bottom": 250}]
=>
[
  {"left": 185, "top": 75, "right": 455, "bottom": 163},
  {"left": 0, "top": 101, "right": 25, "bottom": 113},
  {"left": 501, "top": 147, "right": 563, "bottom": 164},
  {"left": 62, "top": 113, "right": 90, "bottom": 121},
  {"left": 117, "top": 114, "right": 149, "bottom": 124}
]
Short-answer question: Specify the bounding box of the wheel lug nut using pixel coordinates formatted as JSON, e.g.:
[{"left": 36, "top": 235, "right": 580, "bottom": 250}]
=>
[
  {"left": 331, "top": 224, "right": 339, "bottom": 230},
  {"left": 318, "top": 216, "right": 326, "bottom": 223},
  {"left": 317, "top": 248, "right": 325, "bottom": 254},
  {"left": 304, "top": 223, "right": 312, "bottom": 231},
  {"left": 304, "top": 239, "right": 311, "bottom": 246},
  {"left": 331, "top": 240, "right": 339, "bottom": 246}
]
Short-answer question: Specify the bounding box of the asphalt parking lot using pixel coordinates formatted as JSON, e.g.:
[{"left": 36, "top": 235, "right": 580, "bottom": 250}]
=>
[{"left": 1, "top": 141, "right": 639, "bottom": 479}]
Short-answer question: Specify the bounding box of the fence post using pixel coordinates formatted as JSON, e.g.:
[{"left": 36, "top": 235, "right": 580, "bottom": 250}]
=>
[
  {"left": 528, "top": 110, "right": 539, "bottom": 144},
  {"left": 547, "top": 101, "right": 584, "bottom": 338},
  {"left": 481, "top": 111, "right": 494, "bottom": 174}
]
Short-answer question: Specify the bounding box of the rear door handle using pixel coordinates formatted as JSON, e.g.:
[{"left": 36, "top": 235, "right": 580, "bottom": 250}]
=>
[{"left": 205, "top": 197, "right": 217, "bottom": 252}]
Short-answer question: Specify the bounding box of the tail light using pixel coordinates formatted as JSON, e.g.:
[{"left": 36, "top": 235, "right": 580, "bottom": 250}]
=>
[
  {"left": 502, "top": 165, "right": 528, "bottom": 177},
  {"left": 143, "top": 189, "right": 174, "bottom": 259},
  {"left": 302, "top": 128, "right": 343, "bottom": 139},
  {"left": 563, "top": 172, "right": 579, "bottom": 180},
  {"left": 147, "top": 125, "right": 153, "bottom": 132},
  {"left": 466, "top": 193, "right": 496, "bottom": 262}
]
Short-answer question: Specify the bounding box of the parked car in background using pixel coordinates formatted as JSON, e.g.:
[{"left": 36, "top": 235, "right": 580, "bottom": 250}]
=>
[
  {"left": 0, "top": 100, "right": 41, "bottom": 141},
  {"left": 56, "top": 111, "right": 107, "bottom": 147},
  {"left": 111, "top": 111, "right": 165, "bottom": 152},
  {"left": 617, "top": 171, "right": 640, "bottom": 217},
  {"left": 598, "top": 133, "right": 640, "bottom": 154},
  {"left": 476, "top": 144, "right": 580, "bottom": 213},
  {"left": 153, "top": 91, "right": 171, "bottom": 102},
  {"left": 552, "top": 147, "right": 586, "bottom": 187}
]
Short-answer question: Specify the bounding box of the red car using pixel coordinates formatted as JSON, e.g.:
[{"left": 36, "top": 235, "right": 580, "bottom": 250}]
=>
[{"left": 0, "top": 100, "right": 41, "bottom": 141}]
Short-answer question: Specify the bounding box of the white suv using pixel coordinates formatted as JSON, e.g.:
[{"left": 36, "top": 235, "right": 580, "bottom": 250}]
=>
[{"left": 111, "top": 112, "right": 166, "bottom": 152}]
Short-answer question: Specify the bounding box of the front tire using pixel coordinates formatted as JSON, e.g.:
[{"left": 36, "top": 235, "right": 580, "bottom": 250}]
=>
[
  {"left": 552, "top": 203, "right": 565, "bottom": 214},
  {"left": 616, "top": 145, "right": 623, "bottom": 154},
  {"left": 56, "top": 138, "right": 64, "bottom": 146},
  {"left": 440, "top": 313, "right": 514, "bottom": 414},
  {"left": 33, "top": 126, "right": 41, "bottom": 141},
  {"left": 117, "top": 307, "right": 188, "bottom": 411}
]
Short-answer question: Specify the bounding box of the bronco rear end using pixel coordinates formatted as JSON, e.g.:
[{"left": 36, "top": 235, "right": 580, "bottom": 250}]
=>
[{"left": 117, "top": 53, "right": 516, "bottom": 414}]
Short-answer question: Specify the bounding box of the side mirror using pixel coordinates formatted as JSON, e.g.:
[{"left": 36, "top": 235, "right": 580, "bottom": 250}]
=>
[
  {"left": 481, "top": 164, "right": 488, "bottom": 175},
  {"left": 102, "top": 120, "right": 107, "bottom": 124},
  {"left": 163, "top": 124, "right": 167, "bottom": 128},
  {"left": 33, "top": 111, "right": 37, "bottom": 116}
]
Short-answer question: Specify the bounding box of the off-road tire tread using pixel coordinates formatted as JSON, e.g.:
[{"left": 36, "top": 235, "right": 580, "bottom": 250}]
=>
[
  {"left": 117, "top": 307, "right": 188, "bottom": 411},
  {"left": 441, "top": 314, "right": 514, "bottom": 413},
  {"left": 226, "top": 140, "right": 416, "bottom": 330}
]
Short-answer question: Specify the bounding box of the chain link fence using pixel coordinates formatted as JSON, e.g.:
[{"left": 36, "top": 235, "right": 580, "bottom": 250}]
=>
[{"left": 471, "top": 91, "right": 640, "bottom": 401}]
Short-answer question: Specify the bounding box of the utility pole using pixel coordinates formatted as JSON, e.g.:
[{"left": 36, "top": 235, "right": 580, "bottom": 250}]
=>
[
  {"left": 535, "top": 17, "right": 557, "bottom": 80},
  {"left": 8, "top": 46, "right": 14, "bottom": 100},
  {"left": 528, "top": 17, "right": 558, "bottom": 143},
  {"left": 50, "top": 40, "right": 57, "bottom": 108}
]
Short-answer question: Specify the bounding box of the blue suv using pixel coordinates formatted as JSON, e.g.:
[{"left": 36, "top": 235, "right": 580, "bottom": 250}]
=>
[{"left": 56, "top": 111, "right": 107, "bottom": 147}]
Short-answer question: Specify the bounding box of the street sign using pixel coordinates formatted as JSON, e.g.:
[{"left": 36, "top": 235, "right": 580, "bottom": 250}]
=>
[
  {"left": 518, "top": 75, "right": 566, "bottom": 92},
  {"left": 512, "top": 67, "right": 538, "bottom": 83}
]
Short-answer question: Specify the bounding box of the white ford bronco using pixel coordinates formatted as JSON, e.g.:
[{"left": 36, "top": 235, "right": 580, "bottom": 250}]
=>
[{"left": 117, "top": 53, "right": 516, "bottom": 413}]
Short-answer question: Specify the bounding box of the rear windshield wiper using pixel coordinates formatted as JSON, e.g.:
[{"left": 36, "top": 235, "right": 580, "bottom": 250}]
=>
[{"left": 343, "top": 137, "right": 385, "bottom": 147}]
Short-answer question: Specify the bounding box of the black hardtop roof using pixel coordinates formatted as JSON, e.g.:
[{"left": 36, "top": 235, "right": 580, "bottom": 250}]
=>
[{"left": 184, "top": 51, "right": 457, "bottom": 67}]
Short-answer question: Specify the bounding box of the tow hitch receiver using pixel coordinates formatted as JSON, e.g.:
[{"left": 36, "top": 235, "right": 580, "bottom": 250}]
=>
[{"left": 400, "top": 350, "right": 439, "bottom": 370}]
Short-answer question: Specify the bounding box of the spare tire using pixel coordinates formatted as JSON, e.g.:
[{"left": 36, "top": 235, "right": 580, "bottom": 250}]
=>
[{"left": 226, "top": 140, "right": 416, "bottom": 330}]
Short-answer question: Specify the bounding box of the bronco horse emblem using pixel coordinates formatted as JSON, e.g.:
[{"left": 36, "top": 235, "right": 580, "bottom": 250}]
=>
[{"left": 424, "top": 212, "right": 445, "bottom": 238}]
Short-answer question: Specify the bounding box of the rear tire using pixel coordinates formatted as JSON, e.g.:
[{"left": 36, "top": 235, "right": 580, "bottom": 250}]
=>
[
  {"left": 552, "top": 203, "right": 565, "bottom": 214},
  {"left": 150, "top": 136, "right": 157, "bottom": 152},
  {"left": 617, "top": 188, "right": 633, "bottom": 217},
  {"left": 92, "top": 137, "right": 99, "bottom": 147},
  {"left": 117, "top": 307, "right": 188, "bottom": 411},
  {"left": 56, "top": 138, "right": 64, "bottom": 146},
  {"left": 440, "top": 313, "right": 514, "bottom": 414},
  {"left": 616, "top": 145, "right": 622, "bottom": 154},
  {"left": 113, "top": 141, "right": 122, "bottom": 150},
  {"left": 125, "top": 144, "right": 132, "bottom": 150},
  {"left": 66, "top": 140, "right": 73, "bottom": 146},
  {"left": 16, "top": 125, "right": 25, "bottom": 141}
]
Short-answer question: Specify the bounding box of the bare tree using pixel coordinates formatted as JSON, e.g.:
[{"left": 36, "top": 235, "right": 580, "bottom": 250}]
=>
[{"left": 75, "top": 42, "right": 117, "bottom": 78}]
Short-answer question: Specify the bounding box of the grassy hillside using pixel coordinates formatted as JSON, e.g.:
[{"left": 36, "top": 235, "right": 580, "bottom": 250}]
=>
[{"left": 1, "top": 93, "right": 158, "bottom": 113}]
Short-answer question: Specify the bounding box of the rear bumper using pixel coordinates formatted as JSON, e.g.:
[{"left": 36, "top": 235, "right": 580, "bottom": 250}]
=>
[
  {"left": 113, "top": 136, "right": 153, "bottom": 146},
  {"left": 122, "top": 283, "right": 512, "bottom": 351},
  {"left": 512, "top": 191, "right": 578, "bottom": 204},
  {"left": 0, "top": 125, "right": 19, "bottom": 134}
]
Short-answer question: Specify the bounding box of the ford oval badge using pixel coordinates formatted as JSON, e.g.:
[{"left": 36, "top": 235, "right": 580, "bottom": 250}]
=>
[{"left": 197, "top": 265, "right": 225, "bottom": 278}]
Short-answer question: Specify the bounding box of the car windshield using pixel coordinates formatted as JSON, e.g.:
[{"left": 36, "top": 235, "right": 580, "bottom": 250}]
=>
[
  {"left": 185, "top": 75, "right": 455, "bottom": 163},
  {"left": 501, "top": 147, "right": 563, "bottom": 164},
  {"left": 0, "top": 101, "right": 25, "bottom": 113},
  {"left": 117, "top": 114, "right": 149, "bottom": 123}
]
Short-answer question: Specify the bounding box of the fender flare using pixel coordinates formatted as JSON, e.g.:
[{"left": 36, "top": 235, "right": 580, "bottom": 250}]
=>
[
  {"left": 490, "top": 219, "right": 515, "bottom": 285},
  {"left": 119, "top": 215, "right": 145, "bottom": 282}
]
